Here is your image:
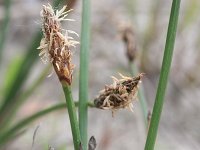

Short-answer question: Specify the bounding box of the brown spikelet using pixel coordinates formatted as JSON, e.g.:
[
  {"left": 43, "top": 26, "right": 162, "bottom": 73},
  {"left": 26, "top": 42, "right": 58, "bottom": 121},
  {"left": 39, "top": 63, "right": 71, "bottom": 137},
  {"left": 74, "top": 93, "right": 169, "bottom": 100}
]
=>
[
  {"left": 120, "top": 23, "right": 137, "bottom": 62},
  {"left": 94, "top": 73, "right": 144, "bottom": 114},
  {"left": 38, "top": 4, "right": 79, "bottom": 85}
]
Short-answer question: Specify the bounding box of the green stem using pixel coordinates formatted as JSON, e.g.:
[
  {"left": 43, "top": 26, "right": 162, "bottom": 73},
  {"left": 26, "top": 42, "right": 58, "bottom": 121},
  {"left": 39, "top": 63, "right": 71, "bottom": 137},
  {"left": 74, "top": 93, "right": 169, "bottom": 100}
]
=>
[
  {"left": 0, "top": 66, "right": 50, "bottom": 131},
  {"left": 144, "top": 0, "right": 181, "bottom": 150},
  {"left": 62, "top": 85, "right": 81, "bottom": 150},
  {"left": 0, "top": 101, "right": 94, "bottom": 146},
  {"left": 0, "top": 0, "right": 11, "bottom": 63},
  {"left": 129, "top": 62, "right": 148, "bottom": 127},
  {"left": 0, "top": 103, "right": 66, "bottom": 146},
  {"left": 79, "top": 0, "right": 90, "bottom": 149}
]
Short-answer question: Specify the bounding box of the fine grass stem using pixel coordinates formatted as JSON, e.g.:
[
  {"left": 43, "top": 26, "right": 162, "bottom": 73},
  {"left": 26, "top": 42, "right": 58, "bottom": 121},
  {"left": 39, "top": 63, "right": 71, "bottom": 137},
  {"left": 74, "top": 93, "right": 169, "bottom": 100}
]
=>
[
  {"left": 0, "top": 103, "right": 67, "bottom": 146},
  {"left": 62, "top": 85, "right": 81, "bottom": 150},
  {"left": 0, "top": 33, "right": 42, "bottom": 126},
  {"left": 0, "top": 101, "right": 94, "bottom": 146},
  {"left": 129, "top": 62, "right": 148, "bottom": 127},
  {"left": 144, "top": 0, "right": 181, "bottom": 150},
  {"left": 79, "top": 0, "right": 91, "bottom": 149},
  {"left": 0, "top": 66, "right": 51, "bottom": 130}
]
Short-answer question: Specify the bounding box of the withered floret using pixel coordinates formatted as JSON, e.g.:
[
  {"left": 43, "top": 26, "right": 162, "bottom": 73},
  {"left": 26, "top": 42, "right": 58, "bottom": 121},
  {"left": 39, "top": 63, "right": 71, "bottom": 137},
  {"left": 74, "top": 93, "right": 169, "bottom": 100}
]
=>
[
  {"left": 94, "top": 73, "right": 144, "bottom": 113},
  {"left": 38, "top": 4, "right": 79, "bottom": 85},
  {"left": 119, "top": 23, "right": 136, "bottom": 62}
]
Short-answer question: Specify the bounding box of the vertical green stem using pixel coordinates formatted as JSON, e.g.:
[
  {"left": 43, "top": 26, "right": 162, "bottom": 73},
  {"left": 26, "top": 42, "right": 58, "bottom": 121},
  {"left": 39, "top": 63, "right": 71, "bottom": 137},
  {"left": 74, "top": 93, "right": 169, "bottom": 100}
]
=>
[
  {"left": 62, "top": 85, "right": 81, "bottom": 150},
  {"left": 79, "top": 0, "right": 90, "bottom": 149},
  {"left": 144, "top": 0, "right": 181, "bottom": 150},
  {"left": 129, "top": 62, "right": 148, "bottom": 127}
]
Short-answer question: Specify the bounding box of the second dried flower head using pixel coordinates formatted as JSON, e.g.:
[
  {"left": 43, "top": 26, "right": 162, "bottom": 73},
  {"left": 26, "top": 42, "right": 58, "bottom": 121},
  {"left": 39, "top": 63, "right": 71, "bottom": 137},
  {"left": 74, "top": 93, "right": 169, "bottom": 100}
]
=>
[{"left": 94, "top": 73, "right": 144, "bottom": 113}]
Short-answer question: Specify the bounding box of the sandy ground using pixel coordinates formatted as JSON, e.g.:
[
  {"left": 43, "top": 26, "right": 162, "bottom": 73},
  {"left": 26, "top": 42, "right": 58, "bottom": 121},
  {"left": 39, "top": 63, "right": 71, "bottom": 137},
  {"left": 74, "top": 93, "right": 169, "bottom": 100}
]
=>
[{"left": 1, "top": 0, "right": 200, "bottom": 149}]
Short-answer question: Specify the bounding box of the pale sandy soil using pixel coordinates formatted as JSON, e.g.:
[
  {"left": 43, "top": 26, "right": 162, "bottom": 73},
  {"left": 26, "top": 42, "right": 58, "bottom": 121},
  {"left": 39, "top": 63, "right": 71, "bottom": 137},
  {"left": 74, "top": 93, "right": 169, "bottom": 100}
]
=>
[{"left": 1, "top": 0, "right": 200, "bottom": 149}]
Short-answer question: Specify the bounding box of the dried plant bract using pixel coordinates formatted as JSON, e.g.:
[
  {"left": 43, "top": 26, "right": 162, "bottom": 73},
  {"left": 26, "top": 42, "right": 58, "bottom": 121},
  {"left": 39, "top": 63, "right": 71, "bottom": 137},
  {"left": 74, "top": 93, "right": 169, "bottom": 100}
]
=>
[
  {"left": 94, "top": 73, "right": 144, "bottom": 114},
  {"left": 38, "top": 4, "right": 79, "bottom": 85}
]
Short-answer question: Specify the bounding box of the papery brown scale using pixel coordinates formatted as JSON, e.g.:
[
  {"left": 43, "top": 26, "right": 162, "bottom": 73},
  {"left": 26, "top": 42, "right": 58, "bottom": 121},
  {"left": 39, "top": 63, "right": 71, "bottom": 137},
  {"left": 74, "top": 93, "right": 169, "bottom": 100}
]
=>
[
  {"left": 38, "top": 4, "right": 78, "bottom": 85},
  {"left": 94, "top": 74, "right": 144, "bottom": 112}
]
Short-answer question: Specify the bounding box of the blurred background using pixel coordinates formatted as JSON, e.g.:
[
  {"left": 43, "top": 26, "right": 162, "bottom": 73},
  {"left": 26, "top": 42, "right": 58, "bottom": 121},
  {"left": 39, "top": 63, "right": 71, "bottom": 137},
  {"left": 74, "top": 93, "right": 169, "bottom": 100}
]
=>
[{"left": 0, "top": 0, "right": 200, "bottom": 149}]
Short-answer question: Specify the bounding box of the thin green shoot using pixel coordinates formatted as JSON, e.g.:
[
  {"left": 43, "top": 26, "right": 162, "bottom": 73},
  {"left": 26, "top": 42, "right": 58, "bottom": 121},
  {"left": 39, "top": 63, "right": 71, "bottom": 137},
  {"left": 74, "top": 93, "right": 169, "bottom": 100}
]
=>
[
  {"left": 145, "top": 0, "right": 181, "bottom": 149},
  {"left": 79, "top": 0, "right": 91, "bottom": 149}
]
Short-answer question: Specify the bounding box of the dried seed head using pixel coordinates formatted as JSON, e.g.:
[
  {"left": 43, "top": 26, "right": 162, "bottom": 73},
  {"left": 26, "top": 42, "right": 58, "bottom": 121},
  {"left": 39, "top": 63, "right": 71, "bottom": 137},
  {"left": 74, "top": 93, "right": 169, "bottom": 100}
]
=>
[
  {"left": 94, "top": 73, "right": 144, "bottom": 114},
  {"left": 119, "top": 23, "right": 137, "bottom": 62},
  {"left": 38, "top": 4, "right": 79, "bottom": 85}
]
